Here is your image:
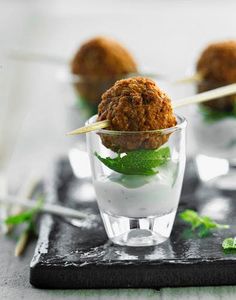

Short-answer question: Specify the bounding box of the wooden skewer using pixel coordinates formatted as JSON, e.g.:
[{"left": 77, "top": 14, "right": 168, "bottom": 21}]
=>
[
  {"left": 7, "top": 50, "right": 165, "bottom": 80},
  {"left": 7, "top": 177, "right": 40, "bottom": 234},
  {"left": 66, "top": 83, "right": 236, "bottom": 136},
  {"left": 173, "top": 72, "right": 202, "bottom": 84},
  {"left": 7, "top": 50, "right": 68, "bottom": 65},
  {"left": 174, "top": 83, "right": 236, "bottom": 108},
  {"left": 13, "top": 178, "right": 41, "bottom": 256},
  {"left": 14, "top": 223, "right": 32, "bottom": 257},
  {"left": 129, "top": 72, "right": 166, "bottom": 80},
  {"left": 2, "top": 185, "right": 91, "bottom": 256},
  {"left": 66, "top": 120, "right": 110, "bottom": 135},
  {"left": 7, "top": 50, "right": 164, "bottom": 78}
]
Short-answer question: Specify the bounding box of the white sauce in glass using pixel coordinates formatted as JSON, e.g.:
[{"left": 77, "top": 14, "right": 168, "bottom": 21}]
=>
[{"left": 94, "top": 161, "right": 184, "bottom": 218}]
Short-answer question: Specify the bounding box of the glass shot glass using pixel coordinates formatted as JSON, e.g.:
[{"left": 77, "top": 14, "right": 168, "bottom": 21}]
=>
[
  {"left": 192, "top": 80, "right": 236, "bottom": 188},
  {"left": 86, "top": 114, "right": 187, "bottom": 247}
]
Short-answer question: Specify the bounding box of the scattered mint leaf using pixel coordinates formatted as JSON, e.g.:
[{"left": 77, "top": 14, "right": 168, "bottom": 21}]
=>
[
  {"left": 5, "top": 209, "right": 35, "bottom": 225},
  {"left": 199, "top": 102, "right": 236, "bottom": 123},
  {"left": 197, "top": 225, "right": 211, "bottom": 238},
  {"left": 95, "top": 147, "right": 171, "bottom": 176},
  {"left": 222, "top": 237, "right": 236, "bottom": 250},
  {"left": 5, "top": 197, "right": 44, "bottom": 226},
  {"left": 179, "top": 209, "right": 229, "bottom": 238}
]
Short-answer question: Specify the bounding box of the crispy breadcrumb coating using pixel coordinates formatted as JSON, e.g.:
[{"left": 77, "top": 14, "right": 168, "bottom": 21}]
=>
[
  {"left": 97, "top": 77, "right": 176, "bottom": 152},
  {"left": 71, "top": 36, "right": 137, "bottom": 106}
]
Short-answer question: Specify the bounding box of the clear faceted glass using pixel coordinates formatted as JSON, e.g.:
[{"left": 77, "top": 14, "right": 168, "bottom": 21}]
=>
[
  {"left": 192, "top": 80, "right": 236, "bottom": 189},
  {"left": 86, "top": 115, "right": 187, "bottom": 247}
]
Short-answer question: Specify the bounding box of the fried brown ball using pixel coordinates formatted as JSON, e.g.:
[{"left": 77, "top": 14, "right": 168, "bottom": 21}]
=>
[
  {"left": 97, "top": 77, "right": 177, "bottom": 152},
  {"left": 197, "top": 40, "right": 236, "bottom": 83},
  {"left": 196, "top": 40, "right": 236, "bottom": 112},
  {"left": 198, "top": 80, "right": 236, "bottom": 112},
  {"left": 71, "top": 36, "right": 138, "bottom": 106}
]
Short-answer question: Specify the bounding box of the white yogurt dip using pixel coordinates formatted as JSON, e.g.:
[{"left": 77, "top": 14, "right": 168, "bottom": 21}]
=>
[{"left": 94, "top": 161, "right": 184, "bottom": 218}]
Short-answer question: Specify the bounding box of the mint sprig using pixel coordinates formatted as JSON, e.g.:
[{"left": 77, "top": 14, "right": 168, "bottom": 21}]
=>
[
  {"left": 5, "top": 197, "right": 44, "bottom": 228},
  {"left": 199, "top": 102, "right": 236, "bottom": 123},
  {"left": 179, "top": 209, "right": 229, "bottom": 238},
  {"left": 95, "top": 147, "right": 171, "bottom": 176},
  {"left": 222, "top": 238, "right": 236, "bottom": 250}
]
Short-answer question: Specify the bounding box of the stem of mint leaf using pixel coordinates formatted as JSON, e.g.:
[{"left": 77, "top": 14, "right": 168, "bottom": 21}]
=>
[
  {"left": 95, "top": 146, "right": 171, "bottom": 176},
  {"left": 179, "top": 209, "right": 229, "bottom": 238}
]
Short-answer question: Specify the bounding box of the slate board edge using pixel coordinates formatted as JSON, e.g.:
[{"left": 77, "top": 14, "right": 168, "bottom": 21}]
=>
[{"left": 30, "top": 215, "right": 236, "bottom": 289}]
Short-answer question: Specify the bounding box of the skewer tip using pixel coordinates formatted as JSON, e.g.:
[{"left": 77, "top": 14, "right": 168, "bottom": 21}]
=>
[
  {"left": 66, "top": 128, "right": 86, "bottom": 136},
  {"left": 66, "top": 131, "right": 76, "bottom": 136},
  {"left": 66, "top": 120, "right": 110, "bottom": 136}
]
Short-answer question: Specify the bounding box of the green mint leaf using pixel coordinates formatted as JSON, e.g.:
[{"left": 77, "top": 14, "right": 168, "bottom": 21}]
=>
[
  {"left": 95, "top": 147, "right": 170, "bottom": 176},
  {"left": 5, "top": 210, "right": 35, "bottom": 225},
  {"left": 197, "top": 225, "right": 211, "bottom": 238},
  {"left": 5, "top": 197, "right": 44, "bottom": 225},
  {"left": 179, "top": 209, "right": 229, "bottom": 238},
  {"left": 179, "top": 209, "right": 202, "bottom": 230},
  {"left": 199, "top": 104, "right": 236, "bottom": 123},
  {"left": 222, "top": 237, "right": 236, "bottom": 250}
]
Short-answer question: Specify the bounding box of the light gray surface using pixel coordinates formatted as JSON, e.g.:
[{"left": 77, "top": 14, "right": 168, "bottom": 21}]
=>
[{"left": 1, "top": 0, "right": 236, "bottom": 299}]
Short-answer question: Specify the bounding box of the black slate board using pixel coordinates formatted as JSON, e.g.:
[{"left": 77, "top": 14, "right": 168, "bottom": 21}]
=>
[{"left": 30, "top": 158, "right": 236, "bottom": 289}]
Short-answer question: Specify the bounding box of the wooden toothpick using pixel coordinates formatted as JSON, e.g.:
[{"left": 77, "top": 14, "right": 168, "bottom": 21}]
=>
[
  {"left": 173, "top": 83, "right": 236, "bottom": 108},
  {"left": 173, "top": 72, "right": 202, "bottom": 84},
  {"left": 66, "top": 120, "right": 110, "bottom": 135},
  {"left": 66, "top": 83, "right": 236, "bottom": 136}
]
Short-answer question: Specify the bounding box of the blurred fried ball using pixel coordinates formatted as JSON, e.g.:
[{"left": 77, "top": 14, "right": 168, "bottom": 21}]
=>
[
  {"left": 196, "top": 40, "right": 236, "bottom": 111},
  {"left": 71, "top": 36, "right": 138, "bottom": 107}
]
